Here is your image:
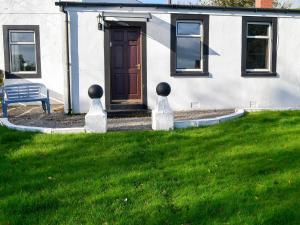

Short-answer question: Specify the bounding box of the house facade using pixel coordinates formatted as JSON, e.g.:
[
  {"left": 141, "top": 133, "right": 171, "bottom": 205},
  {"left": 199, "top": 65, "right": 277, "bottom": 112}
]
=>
[{"left": 2, "top": 0, "right": 300, "bottom": 114}]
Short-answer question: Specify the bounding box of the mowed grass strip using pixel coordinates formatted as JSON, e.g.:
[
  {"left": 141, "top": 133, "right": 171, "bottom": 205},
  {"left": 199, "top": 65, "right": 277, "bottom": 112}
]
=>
[{"left": 0, "top": 111, "right": 300, "bottom": 225}]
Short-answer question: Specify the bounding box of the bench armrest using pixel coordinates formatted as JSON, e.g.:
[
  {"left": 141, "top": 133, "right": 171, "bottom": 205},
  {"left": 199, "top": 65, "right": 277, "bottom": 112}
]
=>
[
  {"left": 0, "top": 86, "right": 3, "bottom": 101},
  {"left": 40, "top": 85, "right": 49, "bottom": 98},
  {"left": 1, "top": 86, "right": 6, "bottom": 103}
]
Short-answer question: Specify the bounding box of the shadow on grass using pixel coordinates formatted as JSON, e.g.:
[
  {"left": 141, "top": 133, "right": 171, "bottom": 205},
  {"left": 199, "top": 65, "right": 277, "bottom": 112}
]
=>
[{"left": 1, "top": 111, "right": 300, "bottom": 225}]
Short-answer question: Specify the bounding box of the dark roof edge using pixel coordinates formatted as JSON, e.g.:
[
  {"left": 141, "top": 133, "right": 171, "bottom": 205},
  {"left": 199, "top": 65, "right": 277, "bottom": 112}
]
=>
[{"left": 55, "top": 2, "right": 300, "bottom": 14}]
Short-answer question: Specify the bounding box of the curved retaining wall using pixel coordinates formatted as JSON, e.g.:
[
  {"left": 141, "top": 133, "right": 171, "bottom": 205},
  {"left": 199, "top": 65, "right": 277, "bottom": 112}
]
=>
[
  {"left": 174, "top": 109, "right": 245, "bottom": 129},
  {"left": 0, "top": 119, "right": 85, "bottom": 134}
]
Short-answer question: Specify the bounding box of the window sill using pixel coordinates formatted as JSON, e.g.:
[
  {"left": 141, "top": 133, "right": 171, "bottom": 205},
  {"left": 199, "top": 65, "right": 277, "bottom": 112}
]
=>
[
  {"left": 242, "top": 72, "right": 277, "bottom": 77},
  {"left": 171, "top": 71, "right": 210, "bottom": 77},
  {"left": 5, "top": 72, "right": 41, "bottom": 79}
]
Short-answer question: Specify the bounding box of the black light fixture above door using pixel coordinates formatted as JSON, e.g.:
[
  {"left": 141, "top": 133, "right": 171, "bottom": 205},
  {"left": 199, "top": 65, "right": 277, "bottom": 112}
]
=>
[{"left": 97, "top": 13, "right": 103, "bottom": 30}]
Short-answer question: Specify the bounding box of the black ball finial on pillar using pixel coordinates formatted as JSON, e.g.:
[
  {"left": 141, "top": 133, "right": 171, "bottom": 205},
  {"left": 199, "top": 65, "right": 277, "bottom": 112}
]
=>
[
  {"left": 156, "top": 82, "right": 171, "bottom": 97},
  {"left": 88, "top": 84, "right": 103, "bottom": 99}
]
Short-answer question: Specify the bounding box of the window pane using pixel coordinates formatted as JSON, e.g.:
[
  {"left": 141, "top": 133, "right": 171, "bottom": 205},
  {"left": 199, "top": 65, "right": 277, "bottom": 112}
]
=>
[
  {"left": 246, "top": 38, "right": 269, "bottom": 70},
  {"left": 10, "top": 44, "right": 36, "bottom": 72},
  {"left": 248, "top": 24, "right": 269, "bottom": 36},
  {"left": 176, "top": 37, "right": 201, "bottom": 70},
  {"left": 177, "top": 22, "right": 201, "bottom": 36},
  {"left": 10, "top": 32, "right": 34, "bottom": 43}
]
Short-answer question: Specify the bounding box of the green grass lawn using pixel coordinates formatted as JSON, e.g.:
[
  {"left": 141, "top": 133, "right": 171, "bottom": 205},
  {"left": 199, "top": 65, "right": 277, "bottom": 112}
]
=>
[{"left": 1, "top": 111, "right": 300, "bottom": 225}]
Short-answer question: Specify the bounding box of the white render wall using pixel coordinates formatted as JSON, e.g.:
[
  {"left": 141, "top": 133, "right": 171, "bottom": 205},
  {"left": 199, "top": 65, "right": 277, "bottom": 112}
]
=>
[
  {"left": 68, "top": 10, "right": 105, "bottom": 113},
  {"left": 0, "top": 0, "right": 65, "bottom": 104},
  {"left": 66, "top": 6, "right": 300, "bottom": 113}
]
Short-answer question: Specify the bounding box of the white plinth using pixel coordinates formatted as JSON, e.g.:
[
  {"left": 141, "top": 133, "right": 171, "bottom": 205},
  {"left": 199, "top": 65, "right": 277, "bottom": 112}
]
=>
[
  {"left": 85, "top": 99, "right": 107, "bottom": 133},
  {"left": 152, "top": 96, "right": 174, "bottom": 131}
]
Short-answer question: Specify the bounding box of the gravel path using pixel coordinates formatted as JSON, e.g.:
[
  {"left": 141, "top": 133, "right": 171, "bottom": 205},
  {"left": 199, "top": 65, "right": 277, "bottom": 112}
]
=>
[{"left": 3, "top": 105, "right": 235, "bottom": 131}]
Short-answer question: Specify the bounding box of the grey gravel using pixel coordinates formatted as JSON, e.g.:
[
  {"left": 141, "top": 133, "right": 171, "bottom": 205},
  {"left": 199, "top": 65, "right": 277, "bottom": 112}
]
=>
[{"left": 4, "top": 105, "right": 235, "bottom": 131}]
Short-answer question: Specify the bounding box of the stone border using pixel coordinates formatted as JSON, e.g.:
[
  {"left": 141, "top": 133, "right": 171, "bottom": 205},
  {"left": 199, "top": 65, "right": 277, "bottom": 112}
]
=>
[
  {"left": 0, "top": 109, "right": 245, "bottom": 134},
  {"left": 174, "top": 109, "right": 245, "bottom": 129},
  {"left": 0, "top": 118, "right": 85, "bottom": 134}
]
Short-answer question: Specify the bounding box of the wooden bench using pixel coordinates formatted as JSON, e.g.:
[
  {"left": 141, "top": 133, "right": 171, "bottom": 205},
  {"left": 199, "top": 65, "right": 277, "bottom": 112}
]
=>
[{"left": 1, "top": 83, "right": 51, "bottom": 118}]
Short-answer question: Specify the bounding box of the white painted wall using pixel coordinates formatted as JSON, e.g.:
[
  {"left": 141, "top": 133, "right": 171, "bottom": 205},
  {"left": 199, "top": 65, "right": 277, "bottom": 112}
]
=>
[
  {"left": 68, "top": 11, "right": 105, "bottom": 113},
  {"left": 149, "top": 13, "right": 300, "bottom": 110},
  {"left": 0, "top": 0, "right": 65, "bottom": 104},
  {"left": 66, "top": 6, "right": 300, "bottom": 113}
]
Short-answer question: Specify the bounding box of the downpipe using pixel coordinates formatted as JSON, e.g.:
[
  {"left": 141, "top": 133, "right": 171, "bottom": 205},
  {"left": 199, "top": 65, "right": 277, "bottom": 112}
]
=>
[{"left": 60, "top": 5, "right": 72, "bottom": 115}]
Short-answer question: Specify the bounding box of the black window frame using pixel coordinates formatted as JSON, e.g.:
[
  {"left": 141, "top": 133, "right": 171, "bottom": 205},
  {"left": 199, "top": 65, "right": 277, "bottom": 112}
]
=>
[
  {"left": 3, "top": 25, "right": 41, "bottom": 79},
  {"left": 242, "top": 17, "right": 278, "bottom": 77},
  {"left": 171, "top": 14, "right": 209, "bottom": 77}
]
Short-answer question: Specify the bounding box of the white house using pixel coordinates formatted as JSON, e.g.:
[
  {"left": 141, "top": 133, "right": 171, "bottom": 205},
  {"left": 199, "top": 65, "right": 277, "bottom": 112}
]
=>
[{"left": 1, "top": 0, "right": 300, "bottom": 114}]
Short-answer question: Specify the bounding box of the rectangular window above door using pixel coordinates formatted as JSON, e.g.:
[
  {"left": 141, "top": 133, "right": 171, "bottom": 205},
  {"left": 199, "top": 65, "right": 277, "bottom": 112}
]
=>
[
  {"left": 3, "top": 25, "right": 41, "bottom": 79},
  {"left": 242, "top": 17, "right": 277, "bottom": 77},
  {"left": 171, "top": 14, "right": 209, "bottom": 77}
]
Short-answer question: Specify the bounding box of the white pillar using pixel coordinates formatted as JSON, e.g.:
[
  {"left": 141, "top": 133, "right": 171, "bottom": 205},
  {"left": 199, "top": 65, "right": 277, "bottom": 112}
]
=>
[
  {"left": 85, "top": 99, "right": 107, "bottom": 133},
  {"left": 152, "top": 96, "right": 174, "bottom": 131}
]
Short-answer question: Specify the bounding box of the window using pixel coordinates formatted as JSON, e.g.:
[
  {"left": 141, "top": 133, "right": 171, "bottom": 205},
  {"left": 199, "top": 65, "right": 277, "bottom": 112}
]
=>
[
  {"left": 9, "top": 31, "right": 37, "bottom": 73},
  {"left": 176, "top": 21, "right": 202, "bottom": 71},
  {"left": 246, "top": 23, "right": 271, "bottom": 71},
  {"left": 3, "top": 25, "right": 41, "bottom": 78},
  {"left": 171, "top": 14, "right": 209, "bottom": 76},
  {"left": 242, "top": 17, "right": 277, "bottom": 76}
]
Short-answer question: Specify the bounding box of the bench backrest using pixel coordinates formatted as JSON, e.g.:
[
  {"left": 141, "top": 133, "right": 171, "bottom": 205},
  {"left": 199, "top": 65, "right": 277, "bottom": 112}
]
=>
[{"left": 3, "top": 83, "right": 47, "bottom": 101}]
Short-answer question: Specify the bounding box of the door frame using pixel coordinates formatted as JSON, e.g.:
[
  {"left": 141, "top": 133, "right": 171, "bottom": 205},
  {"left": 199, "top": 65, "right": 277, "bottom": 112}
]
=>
[{"left": 104, "top": 21, "right": 147, "bottom": 110}]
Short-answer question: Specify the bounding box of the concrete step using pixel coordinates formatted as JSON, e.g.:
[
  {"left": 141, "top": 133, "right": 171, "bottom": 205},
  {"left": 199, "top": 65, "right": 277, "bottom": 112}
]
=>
[
  {"left": 110, "top": 103, "right": 147, "bottom": 111},
  {"left": 107, "top": 109, "right": 151, "bottom": 118}
]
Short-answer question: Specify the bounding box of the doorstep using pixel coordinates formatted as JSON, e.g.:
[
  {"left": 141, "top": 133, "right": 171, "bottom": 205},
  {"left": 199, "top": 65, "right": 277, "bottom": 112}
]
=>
[{"left": 107, "top": 109, "right": 151, "bottom": 118}]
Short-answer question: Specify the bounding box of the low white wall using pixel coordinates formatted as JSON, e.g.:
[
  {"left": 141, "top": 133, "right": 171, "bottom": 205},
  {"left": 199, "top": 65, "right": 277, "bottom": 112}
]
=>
[
  {"left": 66, "top": 6, "right": 300, "bottom": 113},
  {"left": 0, "top": 0, "right": 65, "bottom": 104}
]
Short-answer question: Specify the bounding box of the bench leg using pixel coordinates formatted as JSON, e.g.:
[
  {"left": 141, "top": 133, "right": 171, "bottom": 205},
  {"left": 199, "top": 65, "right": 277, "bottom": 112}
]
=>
[
  {"left": 2, "top": 103, "right": 8, "bottom": 118},
  {"left": 47, "top": 101, "right": 51, "bottom": 114},
  {"left": 42, "top": 101, "right": 46, "bottom": 113},
  {"left": 46, "top": 90, "right": 51, "bottom": 114}
]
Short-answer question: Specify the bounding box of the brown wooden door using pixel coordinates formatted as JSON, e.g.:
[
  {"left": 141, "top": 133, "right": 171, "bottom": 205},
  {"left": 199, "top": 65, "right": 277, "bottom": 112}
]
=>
[{"left": 111, "top": 27, "right": 142, "bottom": 101}]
